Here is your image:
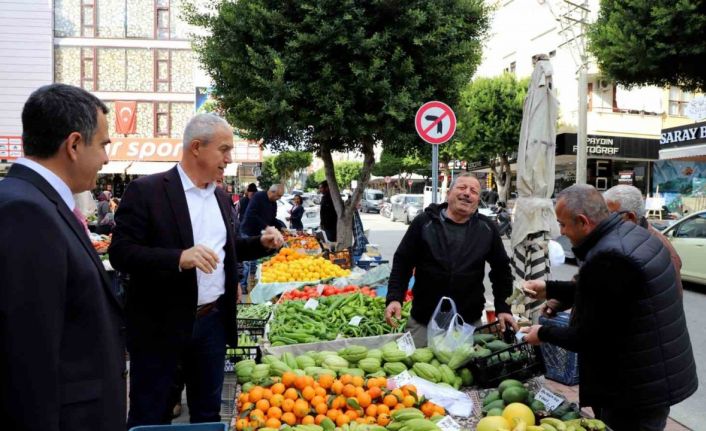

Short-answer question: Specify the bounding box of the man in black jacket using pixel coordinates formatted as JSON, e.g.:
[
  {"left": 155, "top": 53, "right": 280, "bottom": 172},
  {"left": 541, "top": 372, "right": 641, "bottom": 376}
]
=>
[
  {"left": 319, "top": 180, "right": 337, "bottom": 243},
  {"left": 522, "top": 184, "right": 697, "bottom": 431},
  {"left": 385, "top": 173, "right": 516, "bottom": 347}
]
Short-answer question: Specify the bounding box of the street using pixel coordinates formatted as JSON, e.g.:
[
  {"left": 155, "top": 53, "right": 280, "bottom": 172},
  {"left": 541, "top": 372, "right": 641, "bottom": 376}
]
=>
[{"left": 362, "top": 211, "right": 706, "bottom": 430}]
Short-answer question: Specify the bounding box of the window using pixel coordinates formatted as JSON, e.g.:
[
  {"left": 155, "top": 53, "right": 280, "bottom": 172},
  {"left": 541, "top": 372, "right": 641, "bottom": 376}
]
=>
[
  {"left": 675, "top": 214, "right": 706, "bottom": 238},
  {"left": 504, "top": 61, "right": 516, "bottom": 74},
  {"left": 154, "top": 49, "right": 171, "bottom": 92},
  {"left": 81, "top": 0, "right": 96, "bottom": 37},
  {"left": 80, "top": 48, "right": 97, "bottom": 91},
  {"left": 155, "top": 0, "right": 170, "bottom": 39},
  {"left": 669, "top": 87, "right": 694, "bottom": 116},
  {"left": 154, "top": 102, "right": 171, "bottom": 136}
]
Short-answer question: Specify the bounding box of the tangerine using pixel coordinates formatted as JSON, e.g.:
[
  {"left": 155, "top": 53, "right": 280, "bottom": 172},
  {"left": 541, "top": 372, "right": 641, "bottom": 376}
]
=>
[
  {"left": 356, "top": 392, "right": 372, "bottom": 408},
  {"left": 281, "top": 412, "right": 297, "bottom": 426},
  {"left": 284, "top": 388, "right": 299, "bottom": 400},
  {"left": 281, "top": 398, "right": 295, "bottom": 413},
  {"left": 318, "top": 374, "right": 334, "bottom": 389},
  {"left": 271, "top": 383, "right": 286, "bottom": 395},
  {"left": 331, "top": 380, "right": 344, "bottom": 395},
  {"left": 248, "top": 386, "right": 264, "bottom": 403},
  {"left": 270, "top": 394, "right": 284, "bottom": 408},
  {"left": 342, "top": 384, "right": 356, "bottom": 398},
  {"left": 282, "top": 372, "right": 297, "bottom": 388},
  {"left": 336, "top": 414, "right": 351, "bottom": 426},
  {"left": 302, "top": 386, "right": 316, "bottom": 401},
  {"left": 351, "top": 376, "right": 364, "bottom": 388},
  {"left": 255, "top": 399, "right": 270, "bottom": 412},
  {"left": 383, "top": 394, "right": 398, "bottom": 408},
  {"left": 302, "top": 415, "right": 316, "bottom": 425},
  {"left": 265, "top": 418, "right": 281, "bottom": 428},
  {"left": 377, "top": 413, "right": 391, "bottom": 426}
]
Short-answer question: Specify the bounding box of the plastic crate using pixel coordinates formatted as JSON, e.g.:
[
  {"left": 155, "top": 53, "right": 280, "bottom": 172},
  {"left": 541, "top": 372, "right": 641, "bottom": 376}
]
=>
[
  {"left": 469, "top": 320, "right": 545, "bottom": 388},
  {"left": 224, "top": 346, "right": 261, "bottom": 373},
  {"left": 129, "top": 423, "right": 227, "bottom": 431},
  {"left": 539, "top": 312, "right": 579, "bottom": 385},
  {"left": 236, "top": 303, "right": 271, "bottom": 332}
]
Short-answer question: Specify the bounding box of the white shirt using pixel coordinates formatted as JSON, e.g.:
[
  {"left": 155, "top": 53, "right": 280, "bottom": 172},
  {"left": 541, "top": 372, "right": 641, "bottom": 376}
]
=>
[
  {"left": 14, "top": 158, "right": 75, "bottom": 210},
  {"left": 177, "top": 164, "right": 227, "bottom": 306}
]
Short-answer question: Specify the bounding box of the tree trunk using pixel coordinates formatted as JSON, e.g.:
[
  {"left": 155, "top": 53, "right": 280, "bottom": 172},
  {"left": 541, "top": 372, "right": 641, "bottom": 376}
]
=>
[
  {"left": 491, "top": 155, "right": 512, "bottom": 203},
  {"left": 320, "top": 139, "right": 376, "bottom": 250}
]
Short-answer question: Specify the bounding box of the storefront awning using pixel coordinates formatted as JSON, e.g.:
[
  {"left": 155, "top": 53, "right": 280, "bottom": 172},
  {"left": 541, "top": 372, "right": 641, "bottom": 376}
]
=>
[
  {"left": 659, "top": 144, "right": 706, "bottom": 161},
  {"left": 99, "top": 161, "right": 132, "bottom": 174},
  {"left": 126, "top": 161, "right": 177, "bottom": 175},
  {"left": 224, "top": 163, "right": 238, "bottom": 177}
]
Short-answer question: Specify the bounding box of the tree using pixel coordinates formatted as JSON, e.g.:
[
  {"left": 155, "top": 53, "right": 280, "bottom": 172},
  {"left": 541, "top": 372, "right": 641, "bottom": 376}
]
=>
[
  {"left": 305, "top": 161, "right": 364, "bottom": 192},
  {"left": 185, "top": 0, "right": 489, "bottom": 248},
  {"left": 372, "top": 149, "right": 431, "bottom": 194},
  {"left": 588, "top": 0, "right": 706, "bottom": 91},
  {"left": 257, "top": 156, "right": 279, "bottom": 190},
  {"left": 273, "top": 151, "right": 313, "bottom": 190},
  {"left": 454, "top": 74, "right": 529, "bottom": 203}
]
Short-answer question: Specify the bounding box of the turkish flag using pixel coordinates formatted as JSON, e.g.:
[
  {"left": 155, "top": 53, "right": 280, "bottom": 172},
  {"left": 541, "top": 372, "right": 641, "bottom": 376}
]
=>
[{"left": 115, "top": 101, "right": 137, "bottom": 134}]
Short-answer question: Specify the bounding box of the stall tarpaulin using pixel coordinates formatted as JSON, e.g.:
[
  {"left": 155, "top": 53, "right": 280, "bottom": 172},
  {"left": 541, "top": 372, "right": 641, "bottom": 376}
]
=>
[{"left": 510, "top": 55, "right": 560, "bottom": 317}]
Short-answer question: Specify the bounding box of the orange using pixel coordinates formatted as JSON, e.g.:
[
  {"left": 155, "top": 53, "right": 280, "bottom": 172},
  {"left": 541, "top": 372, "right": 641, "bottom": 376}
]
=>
[
  {"left": 326, "top": 409, "right": 341, "bottom": 421},
  {"left": 263, "top": 389, "right": 273, "bottom": 400},
  {"left": 302, "top": 415, "right": 316, "bottom": 425},
  {"left": 284, "top": 388, "right": 298, "bottom": 400},
  {"left": 377, "top": 377, "right": 387, "bottom": 388},
  {"left": 342, "top": 384, "right": 356, "bottom": 398},
  {"left": 355, "top": 387, "right": 365, "bottom": 397},
  {"left": 248, "top": 386, "right": 264, "bottom": 403},
  {"left": 281, "top": 412, "right": 297, "bottom": 426},
  {"left": 351, "top": 376, "right": 364, "bottom": 388},
  {"left": 265, "top": 418, "right": 281, "bottom": 428},
  {"left": 356, "top": 418, "right": 366, "bottom": 424},
  {"left": 402, "top": 395, "right": 415, "bottom": 408},
  {"left": 294, "top": 399, "right": 310, "bottom": 418},
  {"left": 331, "top": 381, "right": 344, "bottom": 395},
  {"left": 377, "top": 413, "right": 391, "bottom": 426},
  {"left": 282, "top": 372, "right": 297, "bottom": 388},
  {"left": 241, "top": 402, "right": 254, "bottom": 412},
  {"left": 281, "top": 398, "right": 295, "bottom": 413},
  {"left": 310, "top": 395, "right": 325, "bottom": 407},
  {"left": 267, "top": 406, "right": 283, "bottom": 419},
  {"left": 249, "top": 409, "right": 265, "bottom": 426},
  {"left": 367, "top": 386, "right": 382, "bottom": 400},
  {"left": 235, "top": 418, "right": 248, "bottom": 431},
  {"left": 356, "top": 392, "right": 372, "bottom": 408},
  {"left": 271, "top": 383, "right": 286, "bottom": 395},
  {"left": 376, "top": 404, "right": 390, "bottom": 416},
  {"left": 340, "top": 374, "right": 353, "bottom": 385},
  {"left": 238, "top": 392, "right": 249, "bottom": 405},
  {"left": 318, "top": 374, "right": 334, "bottom": 389},
  {"left": 336, "top": 414, "right": 351, "bottom": 426},
  {"left": 391, "top": 389, "right": 404, "bottom": 400},
  {"left": 365, "top": 404, "right": 378, "bottom": 418},
  {"left": 270, "top": 394, "right": 284, "bottom": 408},
  {"left": 393, "top": 403, "right": 404, "bottom": 411},
  {"left": 315, "top": 414, "right": 328, "bottom": 425},
  {"left": 402, "top": 384, "right": 417, "bottom": 396},
  {"left": 345, "top": 409, "right": 359, "bottom": 420},
  {"left": 314, "top": 386, "right": 327, "bottom": 398},
  {"left": 420, "top": 401, "right": 435, "bottom": 417},
  {"left": 255, "top": 399, "right": 270, "bottom": 412},
  {"left": 364, "top": 415, "right": 377, "bottom": 424},
  {"left": 295, "top": 376, "right": 309, "bottom": 391},
  {"left": 332, "top": 395, "right": 346, "bottom": 410},
  {"left": 366, "top": 377, "right": 381, "bottom": 389},
  {"left": 302, "top": 386, "right": 316, "bottom": 401},
  {"left": 315, "top": 402, "right": 328, "bottom": 415},
  {"left": 383, "top": 394, "right": 398, "bottom": 408},
  {"left": 433, "top": 404, "right": 445, "bottom": 415}
]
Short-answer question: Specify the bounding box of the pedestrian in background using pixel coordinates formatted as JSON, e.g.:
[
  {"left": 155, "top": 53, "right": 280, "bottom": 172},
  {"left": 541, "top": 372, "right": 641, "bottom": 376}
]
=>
[
  {"left": 288, "top": 194, "right": 304, "bottom": 230},
  {"left": 0, "top": 83, "right": 125, "bottom": 431},
  {"left": 319, "top": 180, "right": 337, "bottom": 243}
]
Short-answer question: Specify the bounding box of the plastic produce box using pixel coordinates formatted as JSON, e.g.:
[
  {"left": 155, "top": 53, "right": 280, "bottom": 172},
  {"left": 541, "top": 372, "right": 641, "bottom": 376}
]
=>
[
  {"left": 129, "top": 423, "right": 227, "bottom": 431},
  {"left": 538, "top": 311, "right": 579, "bottom": 385}
]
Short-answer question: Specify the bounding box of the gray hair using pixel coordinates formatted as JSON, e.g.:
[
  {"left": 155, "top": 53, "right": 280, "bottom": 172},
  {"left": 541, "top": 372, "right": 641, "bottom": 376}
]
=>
[
  {"left": 557, "top": 184, "right": 610, "bottom": 224},
  {"left": 603, "top": 185, "right": 645, "bottom": 218},
  {"left": 182, "top": 113, "right": 231, "bottom": 147},
  {"left": 269, "top": 184, "right": 284, "bottom": 193},
  {"left": 449, "top": 172, "right": 480, "bottom": 190}
]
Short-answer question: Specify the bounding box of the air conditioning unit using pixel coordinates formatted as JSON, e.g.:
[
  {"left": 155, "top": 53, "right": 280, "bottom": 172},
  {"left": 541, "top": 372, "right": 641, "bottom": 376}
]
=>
[{"left": 598, "top": 79, "right": 611, "bottom": 91}]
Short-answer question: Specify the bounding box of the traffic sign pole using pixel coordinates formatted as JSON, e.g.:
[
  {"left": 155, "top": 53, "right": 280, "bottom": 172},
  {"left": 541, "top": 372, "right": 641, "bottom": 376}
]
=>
[{"left": 432, "top": 145, "right": 439, "bottom": 203}]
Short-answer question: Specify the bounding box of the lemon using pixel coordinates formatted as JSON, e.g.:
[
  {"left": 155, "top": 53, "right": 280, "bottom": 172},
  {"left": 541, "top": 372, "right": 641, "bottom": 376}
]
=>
[{"left": 502, "top": 403, "right": 535, "bottom": 426}]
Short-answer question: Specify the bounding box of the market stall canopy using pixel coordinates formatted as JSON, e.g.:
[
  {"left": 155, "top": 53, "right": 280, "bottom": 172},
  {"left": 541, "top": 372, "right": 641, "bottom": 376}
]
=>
[
  {"left": 126, "top": 161, "right": 177, "bottom": 175},
  {"left": 99, "top": 161, "right": 132, "bottom": 175}
]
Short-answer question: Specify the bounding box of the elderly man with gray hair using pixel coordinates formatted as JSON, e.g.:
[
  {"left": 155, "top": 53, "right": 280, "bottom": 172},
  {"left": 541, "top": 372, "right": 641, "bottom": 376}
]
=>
[{"left": 603, "top": 184, "right": 682, "bottom": 295}]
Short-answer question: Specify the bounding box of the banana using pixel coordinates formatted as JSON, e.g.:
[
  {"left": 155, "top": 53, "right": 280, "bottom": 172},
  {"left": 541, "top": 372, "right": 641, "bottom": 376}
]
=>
[
  {"left": 582, "top": 419, "right": 606, "bottom": 431},
  {"left": 512, "top": 418, "right": 528, "bottom": 431},
  {"left": 540, "top": 418, "right": 567, "bottom": 431},
  {"left": 539, "top": 424, "right": 557, "bottom": 431}
]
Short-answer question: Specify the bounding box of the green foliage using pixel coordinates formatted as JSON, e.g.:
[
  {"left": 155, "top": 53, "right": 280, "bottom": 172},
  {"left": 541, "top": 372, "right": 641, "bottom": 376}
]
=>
[
  {"left": 257, "top": 156, "right": 279, "bottom": 190},
  {"left": 273, "top": 151, "right": 313, "bottom": 184},
  {"left": 454, "top": 74, "right": 528, "bottom": 161},
  {"left": 185, "top": 0, "right": 490, "bottom": 156},
  {"left": 372, "top": 149, "right": 431, "bottom": 178},
  {"left": 588, "top": 0, "right": 706, "bottom": 91},
  {"left": 305, "top": 161, "right": 364, "bottom": 191}
]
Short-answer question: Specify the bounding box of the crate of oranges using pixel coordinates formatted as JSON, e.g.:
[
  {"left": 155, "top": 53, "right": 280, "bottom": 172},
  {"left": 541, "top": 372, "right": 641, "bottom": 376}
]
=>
[{"left": 235, "top": 372, "right": 446, "bottom": 431}]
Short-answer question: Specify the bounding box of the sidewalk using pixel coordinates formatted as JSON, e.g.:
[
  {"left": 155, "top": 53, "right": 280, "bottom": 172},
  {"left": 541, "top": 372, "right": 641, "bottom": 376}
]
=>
[{"left": 544, "top": 379, "right": 692, "bottom": 431}]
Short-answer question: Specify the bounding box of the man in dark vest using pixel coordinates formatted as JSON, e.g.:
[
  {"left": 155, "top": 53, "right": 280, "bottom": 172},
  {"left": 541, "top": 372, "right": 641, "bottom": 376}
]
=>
[{"left": 522, "top": 184, "right": 697, "bottom": 431}]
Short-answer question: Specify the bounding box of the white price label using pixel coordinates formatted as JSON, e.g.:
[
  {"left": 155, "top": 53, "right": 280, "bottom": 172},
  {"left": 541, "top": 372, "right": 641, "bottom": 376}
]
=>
[
  {"left": 394, "top": 370, "right": 413, "bottom": 387},
  {"left": 304, "top": 298, "right": 319, "bottom": 310},
  {"left": 316, "top": 285, "right": 325, "bottom": 295},
  {"left": 535, "top": 388, "right": 564, "bottom": 412},
  {"left": 436, "top": 416, "right": 461, "bottom": 431},
  {"left": 349, "top": 316, "right": 364, "bottom": 326},
  {"left": 396, "top": 332, "right": 416, "bottom": 356}
]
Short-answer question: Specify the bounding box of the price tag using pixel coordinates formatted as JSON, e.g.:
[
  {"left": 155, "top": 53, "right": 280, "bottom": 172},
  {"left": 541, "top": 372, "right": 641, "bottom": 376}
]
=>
[
  {"left": 316, "top": 285, "right": 325, "bottom": 295},
  {"left": 535, "top": 388, "right": 564, "bottom": 412},
  {"left": 436, "top": 416, "right": 461, "bottom": 431},
  {"left": 349, "top": 316, "right": 363, "bottom": 326},
  {"left": 393, "top": 370, "right": 413, "bottom": 387},
  {"left": 396, "top": 332, "right": 416, "bottom": 356},
  {"left": 304, "top": 298, "right": 319, "bottom": 310}
]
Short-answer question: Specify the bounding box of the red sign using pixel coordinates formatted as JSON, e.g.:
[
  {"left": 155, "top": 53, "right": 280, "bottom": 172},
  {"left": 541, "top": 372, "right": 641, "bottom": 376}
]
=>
[
  {"left": 115, "top": 101, "right": 137, "bottom": 134},
  {"left": 384, "top": 176, "right": 391, "bottom": 183},
  {"left": 415, "top": 101, "right": 456, "bottom": 145},
  {"left": 0, "top": 136, "right": 24, "bottom": 160}
]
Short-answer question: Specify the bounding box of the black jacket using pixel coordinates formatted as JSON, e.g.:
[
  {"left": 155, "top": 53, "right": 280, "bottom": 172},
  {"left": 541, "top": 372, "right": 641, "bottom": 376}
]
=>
[
  {"left": 0, "top": 165, "right": 126, "bottom": 431},
  {"left": 109, "top": 167, "right": 271, "bottom": 351},
  {"left": 540, "top": 214, "right": 697, "bottom": 410},
  {"left": 319, "top": 192, "right": 337, "bottom": 239},
  {"left": 240, "top": 191, "right": 285, "bottom": 236},
  {"left": 387, "top": 203, "right": 513, "bottom": 325}
]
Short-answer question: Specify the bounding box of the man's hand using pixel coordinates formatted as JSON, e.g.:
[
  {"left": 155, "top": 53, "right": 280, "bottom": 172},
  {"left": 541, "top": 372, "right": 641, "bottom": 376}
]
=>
[
  {"left": 522, "top": 279, "right": 547, "bottom": 300},
  {"left": 385, "top": 301, "right": 402, "bottom": 327},
  {"left": 261, "top": 226, "right": 284, "bottom": 249},
  {"left": 542, "top": 299, "right": 565, "bottom": 317},
  {"left": 497, "top": 312, "right": 519, "bottom": 332},
  {"left": 520, "top": 325, "right": 542, "bottom": 345},
  {"left": 179, "top": 244, "right": 219, "bottom": 273}
]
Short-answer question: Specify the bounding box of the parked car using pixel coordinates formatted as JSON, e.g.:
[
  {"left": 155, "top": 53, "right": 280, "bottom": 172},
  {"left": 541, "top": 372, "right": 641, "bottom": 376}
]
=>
[
  {"left": 276, "top": 194, "right": 321, "bottom": 230},
  {"left": 662, "top": 210, "right": 706, "bottom": 285},
  {"left": 390, "top": 194, "right": 424, "bottom": 223},
  {"left": 360, "top": 189, "right": 385, "bottom": 213}
]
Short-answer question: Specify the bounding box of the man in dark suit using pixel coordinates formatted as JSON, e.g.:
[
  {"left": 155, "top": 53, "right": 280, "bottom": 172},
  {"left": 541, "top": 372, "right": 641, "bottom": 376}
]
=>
[
  {"left": 109, "top": 113, "right": 283, "bottom": 426},
  {"left": 240, "top": 184, "right": 286, "bottom": 236},
  {"left": 319, "top": 180, "right": 338, "bottom": 242},
  {"left": 0, "top": 84, "right": 126, "bottom": 431}
]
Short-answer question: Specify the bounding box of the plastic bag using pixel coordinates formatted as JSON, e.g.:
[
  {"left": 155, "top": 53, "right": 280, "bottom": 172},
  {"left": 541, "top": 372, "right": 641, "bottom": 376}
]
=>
[
  {"left": 427, "top": 297, "right": 476, "bottom": 369},
  {"left": 548, "top": 239, "right": 565, "bottom": 267}
]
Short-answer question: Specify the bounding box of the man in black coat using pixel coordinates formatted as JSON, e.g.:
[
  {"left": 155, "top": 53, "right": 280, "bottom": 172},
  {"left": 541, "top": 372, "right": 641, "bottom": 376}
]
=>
[
  {"left": 109, "top": 114, "right": 283, "bottom": 426},
  {"left": 236, "top": 182, "right": 258, "bottom": 222},
  {"left": 319, "top": 180, "right": 338, "bottom": 242},
  {"left": 384, "top": 173, "right": 516, "bottom": 347},
  {"left": 0, "top": 84, "right": 125, "bottom": 431},
  {"left": 240, "top": 184, "right": 286, "bottom": 236},
  {"left": 522, "top": 184, "right": 697, "bottom": 431}
]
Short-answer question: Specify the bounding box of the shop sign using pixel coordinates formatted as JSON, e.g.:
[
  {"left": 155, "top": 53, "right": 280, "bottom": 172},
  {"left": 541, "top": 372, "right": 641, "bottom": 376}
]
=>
[
  {"left": 660, "top": 122, "right": 706, "bottom": 146},
  {"left": 106, "top": 137, "right": 262, "bottom": 162},
  {"left": 557, "top": 133, "right": 659, "bottom": 160},
  {"left": 573, "top": 137, "right": 619, "bottom": 156}
]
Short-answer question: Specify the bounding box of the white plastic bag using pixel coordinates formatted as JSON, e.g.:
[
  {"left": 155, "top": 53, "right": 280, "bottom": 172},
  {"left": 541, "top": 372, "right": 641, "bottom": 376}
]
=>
[
  {"left": 548, "top": 239, "right": 565, "bottom": 267},
  {"left": 427, "top": 297, "right": 475, "bottom": 368}
]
